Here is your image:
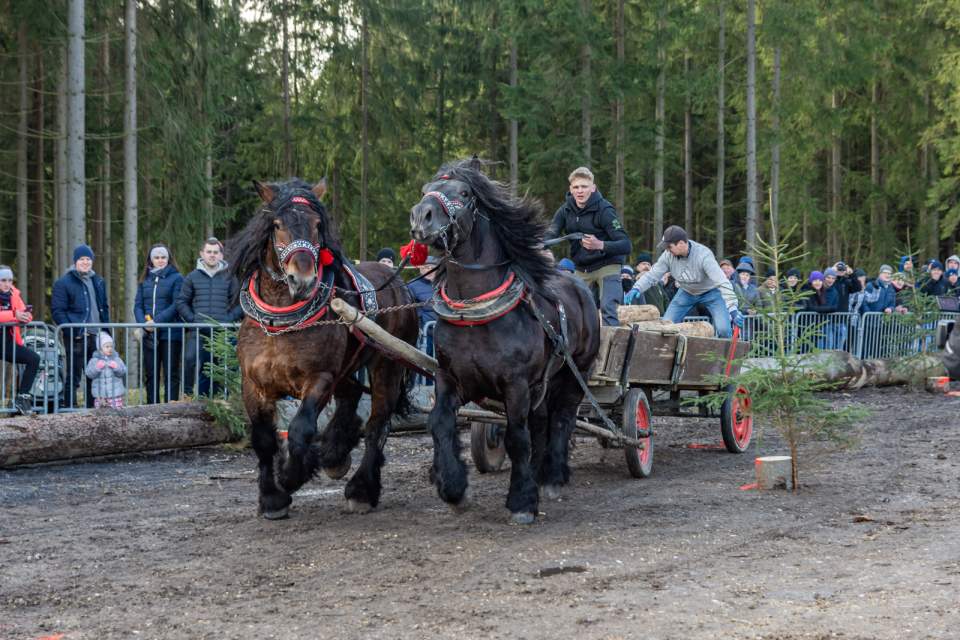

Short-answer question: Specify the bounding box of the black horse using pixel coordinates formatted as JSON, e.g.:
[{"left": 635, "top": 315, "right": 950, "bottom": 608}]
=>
[
  {"left": 409, "top": 159, "right": 600, "bottom": 524},
  {"left": 232, "top": 178, "right": 419, "bottom": 519}
]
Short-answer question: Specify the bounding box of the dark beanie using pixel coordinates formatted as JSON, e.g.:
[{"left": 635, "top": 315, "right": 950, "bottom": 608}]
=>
[
  {"left": 786, "top": 267, "right": 801, "bottom": 278},
  {"left": 376, "top": 247, "right": 396, "bottom": 263},
  {"left": 73, "top": 244, "right": 95, "bottom": 262},
  {"left": 635, "top": 251, "right": 653, "bottom": 265}
]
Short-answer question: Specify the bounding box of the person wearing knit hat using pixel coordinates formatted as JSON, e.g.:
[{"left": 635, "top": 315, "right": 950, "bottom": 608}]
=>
[
  {"left": 898, "top": 256, "right": 913, "bottom": 273},
  {"left": 557, "top": 258, "right": 576, "bottom": 273},
  {"left": 85, "top": 330, "right": 127, "bottom": 409},
  {"left": 802, "top": 271, "right": 839, "bottom": 343},
  {"left": 134, "top": 242, "right": 184, "bottom": 404},
  {"left": 733, "top": 261, "right": 759, "bottom": 313},
  {"left": 879, "top": 264, "right": 894, "bottom": 275},
  {"left": 376, "top": 247, "right": 396, "bottom": 267},
  {"left": 620, "top": 265, "right": 636, "bottom": 293},
  {"left": 946, "top": 255, "right": 960, "bottom": 272},
  {"left": 0, "top": 265, "right": 41, "bottom": 415},
  {"left": 51, "top": 243, "right": 111, "bottom": 409},
  {"left": 946, "top": 268, "right": 960, "bottom": 295},
  {"left": 862, "top": 265, "right": 897, "bottom": 314},
  {"left": 634, "top": 252, "right": 653, "bottom": 274}
]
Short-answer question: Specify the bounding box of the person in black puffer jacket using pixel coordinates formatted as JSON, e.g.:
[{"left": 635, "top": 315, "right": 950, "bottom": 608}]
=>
[
  {"left": 176, "top": 238, "right": 243, "bottom": 397},
  {"left": 544, "top": 166, "right": 632, "bottom": 326},
  {"left": 134, "top": 243, "right": 184, "bottom": 404}
]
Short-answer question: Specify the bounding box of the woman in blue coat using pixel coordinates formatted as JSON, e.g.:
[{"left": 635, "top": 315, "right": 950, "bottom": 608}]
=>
[{"left": 134, "top": 244, "right": 184, "bottom": 403}]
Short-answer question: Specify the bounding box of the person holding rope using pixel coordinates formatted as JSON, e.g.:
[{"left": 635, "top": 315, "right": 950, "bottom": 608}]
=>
[
  {"left": 628, "top": 225, "right": 742, "bottom": 338},
  {"left": 545, "top": 166, "right": 632, "bottom": 326}
]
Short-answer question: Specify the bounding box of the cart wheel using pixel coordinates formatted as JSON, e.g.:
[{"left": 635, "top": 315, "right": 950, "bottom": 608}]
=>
[
  {"left": 622, "top": 388, "right": 653, "bottom": 478},
  {"left": 720, "top": 385, "right": 753, "bottom": 453},
  {"left": 470, "top": 422, "right": 506, "bottom": 473}
]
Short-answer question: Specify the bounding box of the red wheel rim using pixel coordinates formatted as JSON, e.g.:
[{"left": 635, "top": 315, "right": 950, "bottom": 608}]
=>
[
  {"left": 636, "top": 396, "right": 651, "bottom": 464},
  {"left": 731, "top": 386, "right": 752, "bottom": 446}
]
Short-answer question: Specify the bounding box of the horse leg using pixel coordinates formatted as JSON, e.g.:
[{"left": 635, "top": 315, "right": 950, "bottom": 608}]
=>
[
  {"left": 343, "top": 359, "right": 402, "bottom": 513},
  {"left": 244, "top": 385, "right": 291, "bottom": 520},
  {"left": 279, "top": 373, "right": 333, "bottom": 494},
  {"left": 428, "top": 373, "right": 467, "bottom": 509},
  {"left": 502, "top": 383, "right": 538, "bottom": 524},
  {"left": 539, "top": 369, "right": 581, "bottom": 500},
  {"left": 529, "top": 402, "right": 549, "bottom": 487},
  {"left": 315, "top": 376, "right": 364, "bottom": 479}
]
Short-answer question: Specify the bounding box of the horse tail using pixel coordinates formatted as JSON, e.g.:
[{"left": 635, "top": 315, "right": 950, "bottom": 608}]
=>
[{"left": 394, "top": 367, "right": 415, "bottom": 420}]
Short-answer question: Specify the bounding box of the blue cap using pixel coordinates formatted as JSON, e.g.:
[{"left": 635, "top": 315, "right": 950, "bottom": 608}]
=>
[{"left": 557, "top": 258, "right": 576, "bottom": 273}]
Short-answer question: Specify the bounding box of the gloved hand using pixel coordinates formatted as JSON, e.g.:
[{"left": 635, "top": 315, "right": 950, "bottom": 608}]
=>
[
  {"left": 729, "top": 309, "right": 744, "bottom": 328},
  {"left": 108, "top": 361, "right": 118, "bottom": 369},
  {"left": 96, "top": 359, "right": 107, "bottom": 370}
]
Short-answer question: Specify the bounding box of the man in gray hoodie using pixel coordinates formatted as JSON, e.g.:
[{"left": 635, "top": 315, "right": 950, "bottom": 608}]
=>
[{"left": 628, "top": 226, "right": 742, "bottom": 338}]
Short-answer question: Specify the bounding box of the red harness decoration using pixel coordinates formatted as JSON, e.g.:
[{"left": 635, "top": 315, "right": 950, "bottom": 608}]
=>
[
  {"left": 436, "top": 270, "right": 526, "bottom": 326},
  {"left": 245, "top": 267, "right": 330, "bottom": 333}
]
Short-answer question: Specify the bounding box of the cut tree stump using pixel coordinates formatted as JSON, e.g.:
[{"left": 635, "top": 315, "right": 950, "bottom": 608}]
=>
[
  {"left": 755, "top": 455, "right": 793, "bottom": 490},
  {"left": 0, "top": 402, "right": 233, "bottom": 468}
]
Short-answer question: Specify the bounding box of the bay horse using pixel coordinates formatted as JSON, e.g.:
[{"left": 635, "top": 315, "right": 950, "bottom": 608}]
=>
[
  {"left": 232, "top": 178, "right": 419, "bottom": 519},
  {"left": 409, "top": 159, "right": 600, "bottom": 524}
]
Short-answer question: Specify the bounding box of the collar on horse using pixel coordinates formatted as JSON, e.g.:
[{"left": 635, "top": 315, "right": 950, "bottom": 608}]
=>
[
  {"left": 433, "top": 266, "right": 526, "bottom": 326},
  {"left": 240, "top": 259, "right": 380, "bottom": 335}
]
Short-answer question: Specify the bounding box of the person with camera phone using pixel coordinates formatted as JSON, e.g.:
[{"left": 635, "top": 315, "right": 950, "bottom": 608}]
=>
[{"left": 0, "top": 266, "right": 41, "bottom": 415}]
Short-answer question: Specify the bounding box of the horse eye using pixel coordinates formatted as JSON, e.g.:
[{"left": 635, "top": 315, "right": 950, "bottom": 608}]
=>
[{"left": 460, "top": 191, "right": 468, "bottom": 197}]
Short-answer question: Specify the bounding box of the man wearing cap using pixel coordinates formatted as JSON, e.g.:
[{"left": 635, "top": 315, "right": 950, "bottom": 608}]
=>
[
  {"left": 920, "top": 260, "right": 948, "bottom": 297},
  {"left": 52, "top": 244, "right": 111, "bottom": 409},
  {"left": 628, "top": 225, "right": 741, "bottom": 338},
  {"left": 545, "top": 166, "right": 631, "bottom": 326},
  {"left": 863, "top": 265, "right": 897, "bottom": 314},
  {"left": 634, "top": 252, "right": 653, "bottom": 275}
]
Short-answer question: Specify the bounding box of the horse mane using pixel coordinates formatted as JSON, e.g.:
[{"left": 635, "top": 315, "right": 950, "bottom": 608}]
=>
[
  {"left": 436, "top": 159, "right": 554, "bottom": 290},
  {"left": 229, "top": 178, "right": 342, "bottom": 283}
]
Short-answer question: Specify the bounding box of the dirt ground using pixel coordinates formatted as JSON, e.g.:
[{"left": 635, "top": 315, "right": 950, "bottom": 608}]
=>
[{"left": 2, "top": 386, "right": 959, "bottom": 640}]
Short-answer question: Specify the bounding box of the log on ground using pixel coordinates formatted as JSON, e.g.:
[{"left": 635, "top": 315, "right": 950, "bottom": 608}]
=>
[
  {"left": 0, "top": 402, "right": 233, "bottom": 468},
  {"left": 741, "top": 352, "right": 945, "bottom": 389}
]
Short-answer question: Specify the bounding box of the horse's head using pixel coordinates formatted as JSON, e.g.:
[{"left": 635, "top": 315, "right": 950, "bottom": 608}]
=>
[
  {"left": 252, "top": 178, "right": 330, "bottom": 301},
  {"left": 410, "top": 160, "right": 482, "bottom": 253}
]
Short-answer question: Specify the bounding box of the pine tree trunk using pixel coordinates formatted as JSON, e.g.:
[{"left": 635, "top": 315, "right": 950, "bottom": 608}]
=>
[
  {"left": 683, "top": 54, "right": 693, "bottom": 234},
  {"left": 580, "top": 0, "right": 592, "bottom": 163},
  {"left": 654, "top": 6, "right": 666, "bottom": 250},
  {"left": 770, "top": 47, "right": 781, "bottom": 244},
  {"left": 30, "top": 47, "right": 45, "bottom": 320},
  {"left": 205, "top": 152, "right": 213, "bottom": 238},
  {"left": 745, "top": 0, "right": 758, "bottom": 251},
  {"left": 67, "top": 0, "right": 87, "bottom": 250},
  {"left": 870, "top": 82, "right": 881, "bottom": 257},
  {"left": 509, "top": 37, "right": 519, "bottom": 196},
  {"left": 101, "top": 38, "right": 113, "bottom": 312},
  {"left": 124, "top": 0, "right": 139, "bottom": 328},
  {"left": 16, "top": 24, "right": 29, "bottom": 298},
  {"left": 55, "top": 54, "right": 68, "bottom": 276},
  {"left": 487, "top": 8, "right": 501, "bottom": 167},
  {"left": 831, "top": 90, "right": 842, "bottom": 259},
  {"left": 923, "top": 89, "right": 937, "bottom": 258},
  {"left": 614, "top": 0, "right": 625, "bottom": 221},
  {"left": 360, "top": 5, "right": 369, "bottom": 260},
  {"left": 281, "top": 1, "right": 292, "bottom": 176},
  {"left": 716, "top": 0, "right": 726, "bottom": 259}
]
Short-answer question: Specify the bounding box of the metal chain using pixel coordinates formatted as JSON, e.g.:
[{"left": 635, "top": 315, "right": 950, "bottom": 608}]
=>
[{"left": 249, "top": 298, "right": 433, "bottom": 336}]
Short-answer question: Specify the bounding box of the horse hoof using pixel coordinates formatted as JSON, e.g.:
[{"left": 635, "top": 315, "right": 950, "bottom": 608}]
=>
[
  {"left": 510, "top": 511, "right": 536, "bottom": 525},
  {"left": 542, "top": 484, "right": 562, "bottom": 501},
  {"left": 262, "top": 506, "right": 290, "bottom": 520},
  {"left": 447, "top": 489, "right": 471, "bottom": 514},
  {"left": 323, "top": 455, "right": 352, "bottom": 480},
  {"left": 345, "top": 499, "right": 373, "bottom": 514}
]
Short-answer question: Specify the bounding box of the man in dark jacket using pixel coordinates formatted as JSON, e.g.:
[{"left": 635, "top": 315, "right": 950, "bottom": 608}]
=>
[
  {"left": 51, "top": 244, "right": 111, "bottom": 409},
  {"left": 920, "top": 260, "right": 948, "bottom": 297},
  {"left": 545, "top": 166, "right": 632, "bottom": 326},
  {"left": 176, "top": 238, "right": 243, "bottom": 397}
]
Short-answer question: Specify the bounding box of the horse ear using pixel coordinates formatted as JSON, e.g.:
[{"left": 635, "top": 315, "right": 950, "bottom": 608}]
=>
[
  {"left": 468, "top": 155, "right": 481, "bottom": 172},
  {"left": 253, "top": 180, "right": 275, "bottom": 204},
  {"left": 312, "top": 178, "right": 328, "bottom": 200}
]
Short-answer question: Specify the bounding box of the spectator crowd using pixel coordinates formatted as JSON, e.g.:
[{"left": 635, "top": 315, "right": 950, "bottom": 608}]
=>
[{"left": 2, "top": 167, "right": 959, "bottom": 415}]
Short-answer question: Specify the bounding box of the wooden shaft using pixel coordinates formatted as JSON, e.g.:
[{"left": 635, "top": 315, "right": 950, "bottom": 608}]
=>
[
  {"left": 330, "top": 298, "right": 439, "bottom": 374},
  {"left": 457, "top": 408, "right": 643, "bottom": 448}
]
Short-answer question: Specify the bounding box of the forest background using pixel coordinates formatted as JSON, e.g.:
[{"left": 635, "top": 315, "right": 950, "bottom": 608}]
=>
[{"left": 4, "top": 0, "right": 960, "bottom": 323}]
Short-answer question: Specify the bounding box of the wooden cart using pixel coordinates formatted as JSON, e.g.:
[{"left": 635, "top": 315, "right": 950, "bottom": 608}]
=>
[{"left": 470, "top": 324, "right": 753, "bottom": 478}]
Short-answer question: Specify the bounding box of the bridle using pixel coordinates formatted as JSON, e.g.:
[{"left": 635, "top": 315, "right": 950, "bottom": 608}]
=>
[
  {"left": 421, "top": 180, "right": 511, "bottom": 272},
  {"left": 264, "top": 195, "right": 325, "bottom": 283}
]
